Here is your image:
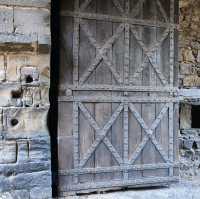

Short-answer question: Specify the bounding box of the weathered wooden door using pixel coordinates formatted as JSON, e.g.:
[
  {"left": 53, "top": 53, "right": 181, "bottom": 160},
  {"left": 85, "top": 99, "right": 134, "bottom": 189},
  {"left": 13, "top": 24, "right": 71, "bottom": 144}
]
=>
[{"left": 58, "top": 0, "right": 179, "bottom": 195}]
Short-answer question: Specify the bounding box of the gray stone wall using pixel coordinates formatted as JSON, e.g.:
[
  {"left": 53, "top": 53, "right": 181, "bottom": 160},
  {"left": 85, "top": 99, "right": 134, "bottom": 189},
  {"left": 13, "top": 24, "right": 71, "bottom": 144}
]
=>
[
  {"left": 179, "top": 0, "right": 200, "bottom": 179},
  {"left": 0, "top": 0, "right": 51, "bottom": 198}
]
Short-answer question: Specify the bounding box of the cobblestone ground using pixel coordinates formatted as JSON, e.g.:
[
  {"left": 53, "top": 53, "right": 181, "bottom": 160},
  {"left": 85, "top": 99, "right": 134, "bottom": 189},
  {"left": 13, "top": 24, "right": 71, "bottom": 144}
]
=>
[{"left": 61, "top": 180, "right": 200, "bottom": 199}]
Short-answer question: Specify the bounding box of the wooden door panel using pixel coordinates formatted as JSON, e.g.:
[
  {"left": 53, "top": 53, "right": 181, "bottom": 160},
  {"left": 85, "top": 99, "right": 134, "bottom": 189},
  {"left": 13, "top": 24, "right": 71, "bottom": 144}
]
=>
[{"left": 58, "top": 0, "right": 179, "bottom": 195}]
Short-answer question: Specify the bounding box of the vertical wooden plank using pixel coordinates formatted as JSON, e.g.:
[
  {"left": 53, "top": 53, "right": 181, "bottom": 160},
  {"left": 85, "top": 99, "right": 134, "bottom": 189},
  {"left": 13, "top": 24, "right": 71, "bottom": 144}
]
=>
[
  {"left": 111, "top": 0, "right": 125, "bottom": 181},
  {"left": 169, "top": 102, "right": 174, "bottom": 176},
  {"left": 173, "top": 103, "right": 179, "bottom": 176},
  {"left": 73, "top": 0, "right": 80, "bottom": 85},
  {"left": 60, "top": 16, "right": 74, "bottom": 86},
  {"left": 169, "top": 0, "right": 174, "bottom": 87},
  {"left": 95, "top": 0, "right": 112, "bottom": 182},
  {"left": 169, "top": 0, "right": 175, "bottom": 177},
  {"left": 155, "top": 0, "right": 169, "bottom": 177},
  {"left": 129, "top": 0, "right": 143, "bottom": 179},
  {"left": 124, "top": 0, "right": 130, "bottom": 85},
  {"left": 123, "top": 102, "right": 129, "bottom": 179},
  {"left": 78, "top": 0, "right": 96, "bottom": 183},
  {"left": 155, "top": 103, "right": 169, "bottom": 177},
  {"left": 73, "top": 102, "right": 79, "bottom": 183},
  {"left": 142, "top": 0, "right": 156, "bottom": 177},
  {"left": 123, "top": 0, "right": 129, "bottom": 180}
]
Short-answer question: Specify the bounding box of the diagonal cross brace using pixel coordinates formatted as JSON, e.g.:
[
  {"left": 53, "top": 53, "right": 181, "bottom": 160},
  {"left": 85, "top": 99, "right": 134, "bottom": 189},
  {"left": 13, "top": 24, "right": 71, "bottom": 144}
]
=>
[
  {"left": 112, "top": 0, "right": 125, "bottom": 15},
  {"left": 80, "top": 0, "right": 93, "bottom": 11},
  {"left": 130, "top": 0, "right": 168, "bottom": 23},
  {"left": 79, "top": 20, "right": 124, "bottom": 85},
  {"left": 78, "top": 102, "right": 124, "bottom": 167},
  {"left": 130, "top": 26, "right": 170, "bottom": 85},
  {"left": 129, "top": 103, "right": 170, "bottom": 164}
]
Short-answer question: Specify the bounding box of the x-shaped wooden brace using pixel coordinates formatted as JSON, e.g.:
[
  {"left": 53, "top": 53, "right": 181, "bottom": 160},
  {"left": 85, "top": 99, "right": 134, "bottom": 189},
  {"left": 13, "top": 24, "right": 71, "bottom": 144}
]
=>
[
  {"left": 79, "top": 102, "right": 124, "bottom": 167},
  {"left": 79, "top": 20, "right": 124, "bottom": 85},
  {"left": 130, "top": 26, "right": 170, "bottom": 86},
  {"left": 129, "top": 103, "right": 170, "bottom": 164},
  {"left": 130, "top": 0, "right": 168, "bottom": 23},
  {"left": 80, "top": 0, "right": 168, "bottom": 22},
  {"left": 80, "top": 0, "right": 125, "bottom": 16}
]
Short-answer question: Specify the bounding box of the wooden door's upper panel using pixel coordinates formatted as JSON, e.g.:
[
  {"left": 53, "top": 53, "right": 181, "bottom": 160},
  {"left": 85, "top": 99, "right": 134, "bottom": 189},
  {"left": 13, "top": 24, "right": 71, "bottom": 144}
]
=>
[{"left": 59, "top": 0, "right": 178, "bottom": 89}]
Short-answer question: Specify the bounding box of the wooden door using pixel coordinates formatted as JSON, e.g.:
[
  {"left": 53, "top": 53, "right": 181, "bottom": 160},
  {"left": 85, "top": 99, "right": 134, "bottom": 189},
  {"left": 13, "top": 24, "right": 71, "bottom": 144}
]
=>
[{"left": 58, "top": 0, "right": 179, "bottom": 195}]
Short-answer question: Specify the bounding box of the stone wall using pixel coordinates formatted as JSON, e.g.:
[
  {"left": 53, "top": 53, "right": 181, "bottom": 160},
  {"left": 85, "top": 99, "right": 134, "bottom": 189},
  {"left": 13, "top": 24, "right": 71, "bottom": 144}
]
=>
[
  {"left": 0, "top": 1, "right": 51, "bottom": 198},
  {"left": 179, "top": 0, "right": 200, "bottom": 179}
]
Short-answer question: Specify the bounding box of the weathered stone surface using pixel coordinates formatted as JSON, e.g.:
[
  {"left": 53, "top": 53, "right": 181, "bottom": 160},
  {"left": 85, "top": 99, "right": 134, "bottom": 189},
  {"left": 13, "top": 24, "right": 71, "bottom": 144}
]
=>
[
  {"left": 0, "top": 141, "right": 16, "bottom": 164},
  {"left": 0, "top": 6, "right": 13, "bottom": 33},
  {"left": 6, "top": 54, "right": 50, "bottom": 83},
  {"left": 4, "top": 108, "right": 49, "bottom": 135},
  {"left": 0, "top": 84, "right": 21, "bottom": 107},
  {"left": 0, "top": 190, "right": 30, "bottom": 199},
  {"left": 30, "top": 187, "right": 52, "bottom": 199},
  {"left": 0, "top": 55, "right": 5, "bottom": 81},
  {"left": 0, "top": 161, "right": 50, "bottom": 176},
  {"left": 0, "top": 170, "right": 51, "bottom": 192},
  {"left": 183, "top": 75, "right": 200, "bottom": 87},
  {"left": 180, "top": 104, "right": 191, "bottom": 129},
  {"left": 0, "top": 1, "right": 51, "bottom": 197},
  {"left": 29, "top": 137, "right": 51, "bottom": 162},
  {"left": 0, "top": 33, "right": 38, "bottom": 44},
  {"left": 14, "top": 8, "right": 50, "bottom": 35},
  {"left": 180, "top": 129, "right": 200, "bottom": 178},
  {"left": 0, "top": 0, "right": 50, "bottom": 8},
  {"left": 17, "top": 140, "right": 29, "bottom": 163}
]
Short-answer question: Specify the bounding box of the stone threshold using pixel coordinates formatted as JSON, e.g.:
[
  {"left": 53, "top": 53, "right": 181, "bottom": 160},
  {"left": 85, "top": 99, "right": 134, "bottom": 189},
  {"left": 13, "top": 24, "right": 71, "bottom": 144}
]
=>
[{"left": 59, "top": 180, "right": 200, "bottom": 199}]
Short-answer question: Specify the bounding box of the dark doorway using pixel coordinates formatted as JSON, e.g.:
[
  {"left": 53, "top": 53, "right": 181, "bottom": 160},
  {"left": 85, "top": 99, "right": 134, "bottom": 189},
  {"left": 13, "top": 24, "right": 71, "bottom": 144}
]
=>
[
  {"left": 49, "top": 0, "right": 60, "bottom": 197},
  {"left": 192, "top": 105, "right": 200, "bottom": 128}
]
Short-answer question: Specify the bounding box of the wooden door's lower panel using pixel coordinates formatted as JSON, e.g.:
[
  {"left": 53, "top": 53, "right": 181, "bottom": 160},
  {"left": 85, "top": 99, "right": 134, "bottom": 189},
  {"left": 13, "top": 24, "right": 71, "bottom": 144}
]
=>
[{"left": 59, "top": 175, "right": 179, "bottom": 196}]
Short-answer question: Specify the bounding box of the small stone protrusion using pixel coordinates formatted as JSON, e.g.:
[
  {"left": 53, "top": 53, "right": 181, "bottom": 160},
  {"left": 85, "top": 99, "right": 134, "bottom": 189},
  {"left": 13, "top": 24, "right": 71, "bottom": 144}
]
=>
[{"left": 23, "top": 89, "right": 33, "bottom": 107}]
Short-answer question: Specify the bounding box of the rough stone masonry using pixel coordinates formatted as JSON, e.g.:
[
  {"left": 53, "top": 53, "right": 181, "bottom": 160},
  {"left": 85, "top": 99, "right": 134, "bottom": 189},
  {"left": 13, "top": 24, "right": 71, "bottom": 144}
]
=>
[
  {"left": 0, "top": 0, "right": 52, "bottom": 198},
  {"left": 179, "top": 0, "right": 200, "bottom": 179}
]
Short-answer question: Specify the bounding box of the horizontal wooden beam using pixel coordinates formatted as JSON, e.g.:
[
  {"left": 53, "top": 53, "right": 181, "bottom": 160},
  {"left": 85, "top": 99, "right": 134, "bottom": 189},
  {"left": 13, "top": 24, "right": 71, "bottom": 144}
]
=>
[
  {"left": 59, "top": 163, "right": 179, "bottom": 175},
  {"left": 58, "top": 96, "right": 180, "bottom": 103},
  {"left": 61, "top": 11, "right": 178, "bottom": 29}
]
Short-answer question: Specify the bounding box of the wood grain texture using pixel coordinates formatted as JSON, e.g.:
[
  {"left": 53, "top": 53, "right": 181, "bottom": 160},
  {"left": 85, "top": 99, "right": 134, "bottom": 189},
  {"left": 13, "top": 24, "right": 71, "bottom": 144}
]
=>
[{"left": 58, "top": 0, "right": 179, "bottom": 194}]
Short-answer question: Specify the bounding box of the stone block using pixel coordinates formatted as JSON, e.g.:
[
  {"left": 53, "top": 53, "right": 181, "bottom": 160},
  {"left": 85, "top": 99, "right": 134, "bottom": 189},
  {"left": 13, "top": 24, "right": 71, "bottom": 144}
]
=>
[
  {"left": 17, "top": 140, "right": 29, "bottom": 163},
  {"left": 180, "top": 63, "right": 193, "bottom": 75},
  {"left": 0, "top": 55, "right": 5, "bottom": 81},
  {"left": 0, "top": 171, "right": 51, "bottom": 192},
  {"left": 0, "top": 84, "right": 21, "bottom": 107},
  {"left": 14, "top": 7, "right": 50, "bottom": 36},
  {"left": 198, "top": 50, "right": 200, "bottom": 63},
  {"left": 4, "top": 108, "right": 49, "bottom": 138},
  {"left": 0, "top": 176, "right": 12, "bottom": 192},
  {"left": 183, "top": 75, "right": 200, "bottom": 87},
  {"left": 181, "top": 48, "right": 196, "bottom": 63},
  {"left": 0, "top": 6, "right": 13, "bottom": 33},
  {"left": 22, "top": 86, "right": 49, "bottom": 107},
  {"left": 10, "top": 171, "right": 51, "bottom": 190},
  {"left": 30, "top": 186, "right": 52, "bottom": 199},
  {"left": 180, "top": 104, "right": 191, "bottom": 129},
  {"left": 29, "top": 137, "right": 51, "bottom": 162},
  {"left": 0, "top": 161, "right": 50, "bottom": 177},
  {"left": 0, "top": 141, "right": 17, "bottom": 164},
  {"left": 40, "top": 86, "right": 49, "bottom": 106},
  {"left": 0, "top": 0, "right": 50, "bottom": 8},
  {"left": 38, "top": 35, "right": 51, "bottom": 54},
  {"left": 20, "top": 66, "right": 39, "bottom": 84},
  {"left": 6, "top": 54, "right": 50, "bottom": 83},
  {"left": 0, "top": 190, "right": 29, "bottom": 199}
]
